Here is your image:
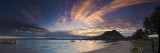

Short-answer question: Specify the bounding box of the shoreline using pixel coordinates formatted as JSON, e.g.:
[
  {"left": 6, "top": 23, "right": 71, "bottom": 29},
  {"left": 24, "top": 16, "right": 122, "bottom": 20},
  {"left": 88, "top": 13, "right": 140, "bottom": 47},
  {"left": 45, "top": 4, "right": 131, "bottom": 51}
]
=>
[{"left": 84, "top": 41, "right": 133, "bottom": 53}]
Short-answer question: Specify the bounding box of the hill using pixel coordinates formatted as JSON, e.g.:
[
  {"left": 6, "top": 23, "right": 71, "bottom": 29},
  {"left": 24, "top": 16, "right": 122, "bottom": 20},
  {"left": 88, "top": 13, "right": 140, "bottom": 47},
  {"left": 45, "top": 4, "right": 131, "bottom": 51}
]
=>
[{"left": 88, "top": 30, "right": 125, "bottom": 40}]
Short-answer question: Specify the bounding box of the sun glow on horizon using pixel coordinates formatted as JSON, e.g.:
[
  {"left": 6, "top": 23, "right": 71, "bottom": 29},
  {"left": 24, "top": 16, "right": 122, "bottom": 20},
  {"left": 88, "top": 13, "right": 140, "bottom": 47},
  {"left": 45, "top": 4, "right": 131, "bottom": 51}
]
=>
[
  {"left": 53, "top": 0, "right": 159, "bottom": 36},
  {"left": 0, "top": 36, "right": 22, "bottom": 39}
]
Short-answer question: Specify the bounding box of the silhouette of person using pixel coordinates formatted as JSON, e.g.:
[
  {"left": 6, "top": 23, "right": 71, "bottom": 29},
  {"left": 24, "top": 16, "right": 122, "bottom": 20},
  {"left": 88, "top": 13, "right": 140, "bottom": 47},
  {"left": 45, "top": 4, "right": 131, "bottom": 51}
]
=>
[{"left": 151, "top": 38, "right": 154, "bottom": 52}]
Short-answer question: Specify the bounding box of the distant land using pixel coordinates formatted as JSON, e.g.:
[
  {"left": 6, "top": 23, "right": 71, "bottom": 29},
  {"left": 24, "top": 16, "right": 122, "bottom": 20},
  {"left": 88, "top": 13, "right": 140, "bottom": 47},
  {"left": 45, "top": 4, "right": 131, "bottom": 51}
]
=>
[
  {"left": 87, "top": 30, "right": 126, "bottom": 40},
  {"left": 0, "top": 30, "right": 126, "bottom": 40}
]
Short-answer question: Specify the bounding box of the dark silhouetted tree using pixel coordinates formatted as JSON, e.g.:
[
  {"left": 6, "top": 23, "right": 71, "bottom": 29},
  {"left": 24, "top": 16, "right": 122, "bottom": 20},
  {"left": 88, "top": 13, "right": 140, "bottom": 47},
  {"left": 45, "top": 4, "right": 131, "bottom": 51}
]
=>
[
  {"left": 150, "top": 6, "right": 160, "bottom": 53},
  {"left": 143, "top": 17, "right": 150, "bottom": 38},
  {"left": 143, "top": 6, "right": 160, "bottom": 36},
  {"left": 149, "top": 6, "right": 160, "bottom": 35},
  {"left": 143, "top": 6, "right": 160, "bottom": 52},
  {"left": 131, "top": 28, "right": 145, "bottom": 40}
]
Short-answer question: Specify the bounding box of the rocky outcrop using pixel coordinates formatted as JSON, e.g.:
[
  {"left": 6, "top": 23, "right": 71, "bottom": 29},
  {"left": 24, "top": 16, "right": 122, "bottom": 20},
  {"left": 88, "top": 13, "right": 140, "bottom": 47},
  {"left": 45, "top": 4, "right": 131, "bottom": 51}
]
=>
[{"left": 88, "top": 30, "right": 125, "bottom": 40}]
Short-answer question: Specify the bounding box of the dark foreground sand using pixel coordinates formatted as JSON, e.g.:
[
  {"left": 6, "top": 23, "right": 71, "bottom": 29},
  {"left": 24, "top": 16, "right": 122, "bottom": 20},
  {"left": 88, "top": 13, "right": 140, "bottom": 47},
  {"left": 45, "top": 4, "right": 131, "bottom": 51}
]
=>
[{"left": 84, "top": 41, "right": 133, "bottom": 53}]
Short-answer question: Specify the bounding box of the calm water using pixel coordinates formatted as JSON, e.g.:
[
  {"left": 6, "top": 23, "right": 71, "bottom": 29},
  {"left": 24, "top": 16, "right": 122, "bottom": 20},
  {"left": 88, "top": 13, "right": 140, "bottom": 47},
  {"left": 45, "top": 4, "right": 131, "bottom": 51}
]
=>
[{"left": 0, "top": 40, "right": 108, "bottom": 53}]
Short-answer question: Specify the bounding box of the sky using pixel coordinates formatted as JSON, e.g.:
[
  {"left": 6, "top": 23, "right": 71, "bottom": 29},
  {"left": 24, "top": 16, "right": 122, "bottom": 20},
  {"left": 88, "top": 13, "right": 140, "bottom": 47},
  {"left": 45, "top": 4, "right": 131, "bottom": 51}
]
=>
[{"left": 0, "top": 0, "right": 160, "bottom": 37}]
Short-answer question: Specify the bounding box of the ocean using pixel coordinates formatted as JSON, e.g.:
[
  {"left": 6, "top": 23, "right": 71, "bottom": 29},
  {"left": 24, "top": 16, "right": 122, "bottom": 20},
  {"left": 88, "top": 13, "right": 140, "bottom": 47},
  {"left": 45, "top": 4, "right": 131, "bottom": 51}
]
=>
[{"left": 0, "top": 40, "right": 108, "bottom": 53}]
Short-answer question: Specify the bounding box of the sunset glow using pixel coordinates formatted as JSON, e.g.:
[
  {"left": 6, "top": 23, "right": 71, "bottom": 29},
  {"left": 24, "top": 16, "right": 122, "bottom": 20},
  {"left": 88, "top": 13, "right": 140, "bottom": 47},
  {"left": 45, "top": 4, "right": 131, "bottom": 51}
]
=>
[
  {"left": 0, "top": 0, "right": 160, "bottom": 37},
  {"left": 54, "top": 0, "right": 160, "bottom": 36},
  {"left": 0, "top": 0, "right": 159, "bottom": 53}
]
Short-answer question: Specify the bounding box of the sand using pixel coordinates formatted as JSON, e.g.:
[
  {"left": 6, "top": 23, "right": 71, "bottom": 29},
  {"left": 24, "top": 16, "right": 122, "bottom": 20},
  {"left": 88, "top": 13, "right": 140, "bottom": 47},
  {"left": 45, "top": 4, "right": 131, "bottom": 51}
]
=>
[{"left": 84, "top": 41, "right": 133, "bottom": 53}]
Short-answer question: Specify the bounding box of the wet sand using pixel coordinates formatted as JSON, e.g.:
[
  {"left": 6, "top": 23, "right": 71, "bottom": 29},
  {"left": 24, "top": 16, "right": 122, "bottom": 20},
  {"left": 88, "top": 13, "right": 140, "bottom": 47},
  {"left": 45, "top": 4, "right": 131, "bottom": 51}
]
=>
[{"left": 84, "top": 41, "right": 133, "bottom": 53}]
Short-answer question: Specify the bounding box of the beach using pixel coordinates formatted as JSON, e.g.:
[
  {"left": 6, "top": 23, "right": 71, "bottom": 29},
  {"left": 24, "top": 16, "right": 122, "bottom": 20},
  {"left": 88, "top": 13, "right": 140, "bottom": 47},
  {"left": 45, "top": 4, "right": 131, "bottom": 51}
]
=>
[{"left": 84, "top": 41, "right": 133, "bottom": 53}]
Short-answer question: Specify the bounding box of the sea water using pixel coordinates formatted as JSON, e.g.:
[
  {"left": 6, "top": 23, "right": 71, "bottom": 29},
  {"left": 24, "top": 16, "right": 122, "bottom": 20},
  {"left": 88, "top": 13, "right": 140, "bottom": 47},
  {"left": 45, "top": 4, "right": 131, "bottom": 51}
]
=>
[{"left": 0, "top": 40, "right": 108, "bottom": 53}]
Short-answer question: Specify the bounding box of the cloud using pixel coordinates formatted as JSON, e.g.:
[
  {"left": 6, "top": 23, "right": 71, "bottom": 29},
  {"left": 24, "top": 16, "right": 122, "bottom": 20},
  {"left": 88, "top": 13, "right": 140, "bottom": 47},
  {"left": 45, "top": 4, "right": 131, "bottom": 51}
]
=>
[
  {"left": 41, "top": 31, "right": 92, "bottom": 38},
  {"left": 28, "top": 4, "right": 42, "bottom": 19},
  {"left": 67, "top": 25, "right": 137, "bottom": 36},
  {"left": 14, "top": 0, "right": 43, "bottom": 21},
  {"left": 54, "top": 0, "right": 159, "bottom": 36},
  {"left": 20, "top": 9, "right": 36, "bottom": 20},
  {"left": 55, "top": 0, "right": 159, "bottom": 28},
  {"left": 98, "top": 17, "right": 141, "bottom": 28}
]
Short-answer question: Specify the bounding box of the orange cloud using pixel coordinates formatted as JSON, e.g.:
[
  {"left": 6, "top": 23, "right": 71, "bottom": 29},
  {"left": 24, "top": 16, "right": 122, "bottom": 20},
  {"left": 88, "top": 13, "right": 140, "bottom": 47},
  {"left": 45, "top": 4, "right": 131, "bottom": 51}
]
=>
[
  {"left": 55, "top": 0, "right": 159, "bottom": 36},
  {"left": 21, "top": 9, "right": 36, "bottom": 20},
  {"left": 15, "top": 1, "right": 42, "bottom": 21}
]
